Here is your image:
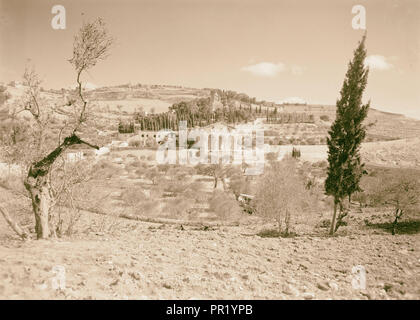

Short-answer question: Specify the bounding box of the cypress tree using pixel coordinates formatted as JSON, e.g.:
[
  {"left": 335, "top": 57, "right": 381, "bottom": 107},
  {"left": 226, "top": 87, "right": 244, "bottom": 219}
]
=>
[{"left": 325, "top": 34, "right": 370, "bottom": 235}]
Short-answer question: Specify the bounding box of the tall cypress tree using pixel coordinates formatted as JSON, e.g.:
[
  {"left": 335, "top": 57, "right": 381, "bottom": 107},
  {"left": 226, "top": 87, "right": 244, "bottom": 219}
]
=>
[{"left": 325, "top": 34, "right": 370, "bottom": 235}]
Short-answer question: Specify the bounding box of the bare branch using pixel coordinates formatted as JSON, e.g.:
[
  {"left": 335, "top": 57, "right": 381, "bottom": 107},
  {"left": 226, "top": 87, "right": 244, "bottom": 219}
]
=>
[
  {"left": 0, "top": 203, "right": 28, "bottom": 240},
  {"left": 68, "top": 18, "right": 113, "bottom": 132}
]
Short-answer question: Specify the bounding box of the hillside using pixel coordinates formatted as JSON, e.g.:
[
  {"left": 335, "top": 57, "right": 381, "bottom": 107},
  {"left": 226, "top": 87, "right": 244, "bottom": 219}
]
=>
[
  {"left": 0, "top": 184, "right": 419, "bottom": 300},
  {"left": 0, "top": 82, "right": 419, "bottom": 300},
  {"left": 3, "top": 83, "right": 420, "bottom": 143}
]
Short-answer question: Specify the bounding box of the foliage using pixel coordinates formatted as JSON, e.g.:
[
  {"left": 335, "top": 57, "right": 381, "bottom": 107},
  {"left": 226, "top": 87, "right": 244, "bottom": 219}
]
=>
[
  {"left": 0, "top": 18, "right": 113, "bottom": 239},
  {"left": 291, "top": 147, "right": 301, "bottom": 158},
  {"left": 118, "top": 121, "right": 135, "bottom": 133},
  {"left": 252, "top": 158, "right": 309, "bottom": 236},
  {"left": 325, "top": 34, "right": 370, "bottom": 235},
  {"left": 209, "top": 190, "right": 242, "bottom": 220},
  {"left": 362, "top": 168, "right": 420, "bottom": 234}
]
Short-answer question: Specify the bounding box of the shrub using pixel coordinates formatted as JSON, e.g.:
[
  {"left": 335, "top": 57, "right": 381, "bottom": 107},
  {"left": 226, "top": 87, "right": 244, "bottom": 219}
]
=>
[
  {"left": 163, "top": 197, "right": 194, "bottom": 219},
  {"left": 121, "top": 187, "right": 148, "bottom": 207},
  {"left": 209, "top": 190, "right": 242, "bottom": 220},
  {"left": 252, "top": 158, "right": 309, "bottom": 236},
  {"left": 118, "top": 121, "right": 134, "bottom": 133},
  {"left": 291, "top": 147, "right": 301, "bottom": 158},
  {"left": 305, "top": 137, "right": 317, "bottom": 145},
  {"left": 129, "top": 139, "right": 142, "bottom": 147},
  {"left": 164, "top": 180, "right": 188, "bottom": 194},
  {"left": 320, "top": 115, "right": 330, "bottom": 121},
  {"left": 92, "top": 159, "right": 123, "bottom": 179},
  {"left": 363, "top": 168, "right": 420, "bottom": 235},
  {"left": 257, "top": 228, "right": 296, "bottom": 238},
  {"left": 127, "top": 160, "right": 145, "bottom": 169}
]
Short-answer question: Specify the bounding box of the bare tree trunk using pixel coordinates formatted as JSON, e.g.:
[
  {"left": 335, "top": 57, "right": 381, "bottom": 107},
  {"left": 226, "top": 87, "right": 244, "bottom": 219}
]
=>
[
  {"left": 25, "top": 176, "right": 51, "bottom": 239},
  {"left": 284, "top": 209, "right": 290, "bottom": 236},
  {"left": 329, "top": 200, "right": 338, "bottom": 235},
  {"left": 391, "top": 218, "right": 397, "bottom": 235},
  {"left": 334, "top": 202, "right": 348, "bottom": 233},
  {"left": 24, "top": 134, "right": 98, "bottom": 239},
  {"left": 221, "top": 178, "right": 226, "bottom": 191},
  {"left": 391, "top": 209, "right": 403, "bottom": 235}
]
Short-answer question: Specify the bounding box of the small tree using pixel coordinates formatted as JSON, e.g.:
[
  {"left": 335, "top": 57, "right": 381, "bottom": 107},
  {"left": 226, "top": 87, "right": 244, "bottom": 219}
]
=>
[
  {"left": 0, "top": 18, "right": 113, "bottom": 239},
  {"left": 228, "top": 167, "right": 252, "bottom": 200},
  {"left": 369, "top": 171, "right": 420, "bottom": 235},
  {"left": 195, "top": 163, "right": 228, "bottom": 189},
  {"left": 325, "top": 34, "right": 370, "bottom": 235},
  {"left": 253, "top": 158, "right": 307, "bottom": 236},
  {"left": 291, "top": 147, "right": 301, "bottom": 159}
]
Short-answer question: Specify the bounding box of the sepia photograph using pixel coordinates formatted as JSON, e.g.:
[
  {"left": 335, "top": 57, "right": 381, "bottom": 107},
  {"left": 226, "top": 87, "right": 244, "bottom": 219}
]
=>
[{"left": 0, "top": 0, "right": 419, "bottom": 306}]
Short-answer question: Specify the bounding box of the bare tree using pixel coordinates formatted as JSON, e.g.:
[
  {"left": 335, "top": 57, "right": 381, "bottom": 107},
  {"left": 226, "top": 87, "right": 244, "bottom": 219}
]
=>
[
  {"left": 195, "top": 163, "right": 229, "bottom": 189},
  {"left": 369, "top": 171, "right": 419, "bottom": 235},
  {"left": 252, "top": 158, "right": 308, "bottom": 236},
  {"left": 1, "top": 18, "right": 113, "bottom": 239}
]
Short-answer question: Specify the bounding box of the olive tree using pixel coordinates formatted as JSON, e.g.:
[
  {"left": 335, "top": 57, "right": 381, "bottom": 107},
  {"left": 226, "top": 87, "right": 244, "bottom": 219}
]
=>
[
  {"left": 0, "top": 18, "right": 113, "bottom": 239},
  {"left": 368, "top": 171, "right": 419, "bottom": 235},
  {"left": 252, "top": 158, "right": 308, "bottom": 236}
]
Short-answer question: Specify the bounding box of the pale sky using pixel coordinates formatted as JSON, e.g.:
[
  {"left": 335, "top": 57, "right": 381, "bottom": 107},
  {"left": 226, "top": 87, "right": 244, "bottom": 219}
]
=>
[{"left": 1, "top": 0, "right": 419, "bottom": 118}]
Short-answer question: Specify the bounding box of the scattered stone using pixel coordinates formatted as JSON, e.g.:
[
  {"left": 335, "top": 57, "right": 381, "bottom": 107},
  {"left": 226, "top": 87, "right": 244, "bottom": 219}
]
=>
[
  {"left": 302, "top": 292, "right": 315, "bottom": 300},
  {"left": 317, "top": 281, "right": 329, "bottom": 291},
  {"left": 110, "top": 279, "right": 119, "bottom": 286},
  {"left": 298, "top": 263, "right": 308, "bottom": 270},
  {"left": 129, "top": 271, "right": 141, "bottom": 281},
  {"left": 360, "top": 290, "right": 372, "bottom": 299},
  {"left": 162, "top": 283, "right": 172, "bottom": 289}
]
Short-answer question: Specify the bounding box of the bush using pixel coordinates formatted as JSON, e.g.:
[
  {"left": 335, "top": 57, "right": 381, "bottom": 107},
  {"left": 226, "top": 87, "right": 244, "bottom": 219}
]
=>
[
  {"left": 118, "top": 121, "right": 134, "bottom": 133},
  {"left": 257, "top": 228, "right": 296, "bottom": 238},
  {"left": 163, "top": 197, "right": 194, "bottom": 219},
  {"left": 129, "top": 139, "right": 142, "bottom": 148},
  {"left": 320, "top": 115, "right": 330, "bottom": 121},
  {"left": 164, "top": 180, "right": 188, "bottom": 194},
  {"left": 253, "top": 158, "right": 310, "bottom": 236},
  {"left": 291, "top": 147, "right": 301, "bottom": 158},
  {"left": 209, "top": 190, "right": 242, "bottom": 220},
  {"left": 362, "top": 168, "right": 420, "bottom": 234},
  {"left": 121, "top": 187, "right": 148, "bottom": 207},
  {"left": 92, "top": 159, "right": 123, "bottom": 179},
  {"left": 305, "top": 137, "right": 317, "bottom": 145}
]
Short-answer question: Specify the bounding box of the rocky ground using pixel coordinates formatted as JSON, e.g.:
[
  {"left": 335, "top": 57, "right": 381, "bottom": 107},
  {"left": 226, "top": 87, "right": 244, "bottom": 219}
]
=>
[{"left": 0, "top": 210, "right": 419, "bottom": 300}]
